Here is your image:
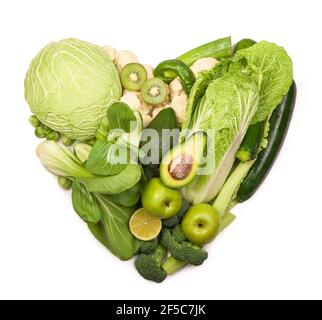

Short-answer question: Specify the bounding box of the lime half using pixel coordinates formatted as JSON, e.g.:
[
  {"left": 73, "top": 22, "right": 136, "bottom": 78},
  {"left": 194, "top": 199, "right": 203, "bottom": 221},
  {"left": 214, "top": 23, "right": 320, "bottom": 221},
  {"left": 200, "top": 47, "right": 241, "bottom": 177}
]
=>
[{"left": 129, "top": 208, "right": 162, "bottom": 241}]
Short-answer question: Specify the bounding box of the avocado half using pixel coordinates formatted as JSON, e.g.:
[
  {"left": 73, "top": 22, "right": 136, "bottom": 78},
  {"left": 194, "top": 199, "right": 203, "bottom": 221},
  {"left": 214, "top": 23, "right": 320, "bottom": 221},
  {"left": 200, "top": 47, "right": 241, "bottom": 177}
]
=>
[{"left": 160, "top": 132, "right": 206, "bottom": 189}]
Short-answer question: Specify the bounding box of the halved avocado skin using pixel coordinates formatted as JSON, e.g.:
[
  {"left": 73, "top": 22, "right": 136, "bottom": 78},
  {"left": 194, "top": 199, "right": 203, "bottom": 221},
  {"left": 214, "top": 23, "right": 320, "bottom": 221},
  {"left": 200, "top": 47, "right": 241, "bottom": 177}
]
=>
[{"left": 160, "top": 132, "right": 206, "bottom": 189}]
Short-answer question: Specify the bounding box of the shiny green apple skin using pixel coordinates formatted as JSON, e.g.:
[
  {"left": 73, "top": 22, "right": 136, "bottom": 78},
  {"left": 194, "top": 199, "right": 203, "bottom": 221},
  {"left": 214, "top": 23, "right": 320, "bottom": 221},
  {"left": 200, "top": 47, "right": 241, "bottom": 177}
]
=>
[
  {"left": 142, "top": 178, "right": 182, "bottom": 219},
  {"left": 182, "top": 203, "right": 220, "bottom": 245}
]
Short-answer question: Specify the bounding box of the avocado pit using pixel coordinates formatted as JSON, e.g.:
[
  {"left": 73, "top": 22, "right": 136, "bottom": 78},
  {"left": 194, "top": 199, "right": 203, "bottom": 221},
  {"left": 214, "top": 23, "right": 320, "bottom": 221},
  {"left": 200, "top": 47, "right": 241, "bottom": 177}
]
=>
[
  {"left": 160, "top": 132, "right": 206, "bottom": 189},
  {"left": 168, "top": 153, "right": 193, "bottom": 180}
]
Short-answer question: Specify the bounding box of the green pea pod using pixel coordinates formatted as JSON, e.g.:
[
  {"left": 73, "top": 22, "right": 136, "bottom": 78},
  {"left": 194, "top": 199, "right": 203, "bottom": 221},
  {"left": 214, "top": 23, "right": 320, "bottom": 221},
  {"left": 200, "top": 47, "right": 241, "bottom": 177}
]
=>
[{"left": 154, "top": 59, "right": 195, "bottom": 94}]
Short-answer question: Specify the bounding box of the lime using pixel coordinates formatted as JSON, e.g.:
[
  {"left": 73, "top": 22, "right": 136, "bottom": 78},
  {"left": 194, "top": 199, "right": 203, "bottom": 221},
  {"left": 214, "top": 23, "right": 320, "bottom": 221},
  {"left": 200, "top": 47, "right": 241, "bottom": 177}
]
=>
[{"left": 129, "top": 208, "right": 162, "bottom": 241}]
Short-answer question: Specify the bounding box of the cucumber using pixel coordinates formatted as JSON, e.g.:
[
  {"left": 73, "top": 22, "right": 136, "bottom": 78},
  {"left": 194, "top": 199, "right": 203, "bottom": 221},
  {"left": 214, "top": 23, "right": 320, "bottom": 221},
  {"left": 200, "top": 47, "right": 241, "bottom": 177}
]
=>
[
  {"left": 236, "top": 121, "right": 266, "bottom": 162},
  {"left": 237, "top": 81, "right": 297, "bottom": 202},
  {"left": 234, "top": 38, "right": 256, "bottom": 53}
]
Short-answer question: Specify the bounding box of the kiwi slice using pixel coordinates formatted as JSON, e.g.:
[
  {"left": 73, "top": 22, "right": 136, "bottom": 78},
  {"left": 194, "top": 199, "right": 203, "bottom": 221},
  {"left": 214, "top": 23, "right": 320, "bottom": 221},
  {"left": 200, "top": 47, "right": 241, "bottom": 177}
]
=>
[
  {"left": 140, "top": 78, "right": 169, "bottom": 105},
  {"left": 120, "top": 63, "right": 147, "bottom": 91}
]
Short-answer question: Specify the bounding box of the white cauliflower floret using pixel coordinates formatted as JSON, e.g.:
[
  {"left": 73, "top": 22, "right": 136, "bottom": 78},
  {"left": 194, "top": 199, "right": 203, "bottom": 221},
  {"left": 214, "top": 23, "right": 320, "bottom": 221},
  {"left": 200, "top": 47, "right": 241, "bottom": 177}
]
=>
[
  {"left": 138, "top": 102, "right": 152, "bottom": 116},
  {"left": 138, "top": 105, "right": 154, "bottom": 128},
  {"left": 143, "top": 64, "right": 154, "bottom": 79},
  {"left": 121, "top": 92, "right": 153, "bottom": 127},
  {"left": 170, "top": 93, "right": 188, "bottom": 123},
  {"left": 152, "top": 106, "right": 164, "bottom": 118},
  {"left": 190, "top": 57, "right": 218, "bottom": 77},
  {"left": 168, "top": 76, "right": 188, "bottom": 123},
  {"left": 115, "top": 51, "right": 139, "bottom": 72},
  {"left": 120, "top": 92, "right": 141, "bottom": 110},
  {"left": 102, "top": 45, "right": 117, "bottom": 62},
  {"left": 169, "top": 78, "right": 184, "bottom": 98},
  {"left": 141, "top": 114, "right": 153, "bottom": 128}
]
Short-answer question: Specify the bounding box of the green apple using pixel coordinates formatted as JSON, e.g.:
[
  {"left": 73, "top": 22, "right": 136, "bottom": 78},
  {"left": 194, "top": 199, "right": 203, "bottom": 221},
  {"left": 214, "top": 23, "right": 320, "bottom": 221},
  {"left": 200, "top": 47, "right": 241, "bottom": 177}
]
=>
[
  {"left": 182, "top": 203, "right": 220, "bottom": 245},
  {"left": 142, "top": 178, "right": 182, "bottom": 219}
]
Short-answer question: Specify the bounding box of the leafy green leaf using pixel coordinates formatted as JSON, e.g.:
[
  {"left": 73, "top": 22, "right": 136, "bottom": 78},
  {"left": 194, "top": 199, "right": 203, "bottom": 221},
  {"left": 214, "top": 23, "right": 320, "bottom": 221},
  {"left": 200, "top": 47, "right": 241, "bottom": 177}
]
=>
[
  {"left": 86, "top": 140, "right": 128, "bottom": 176},
  {"left": 77, "top": 164, "right": 142, "bottom": 194},
  {"left": 72, "top": 181, "right": 102, "bottom": 223},
  {"left": 142, "top": 164, "right": 156, "bottom": 181},
  {"left": 108, "top": 178, "right": 143, "bottom": 207},
  {"left": 94, "top": 193, "right": 136, "bottom": 260},
  {"left": 181, "top": 60, "right": 231, "bottom": 133},
  {"left": 141, "top": 108, "right": 178, "bottom": 163},
  {"left": 74, "top": 143, "right": 92, "bottom": 164},
  {"left": 107, "top": 102, "right": 137, "bottom": 132},
  {"left": 88, "top": 221, "right": 113, "bottom": 252},
  {"left": 96, "top": 116, "right": 109, "bottom": 140},
  {"left": 87, "top": 103, "right": 142, "bottom": 176},
  {"left": 234, "top": 41, "right": 293, "bottom": 123},
  {"left": 146, "top": 107, "right": 177, "bottom": 135}
]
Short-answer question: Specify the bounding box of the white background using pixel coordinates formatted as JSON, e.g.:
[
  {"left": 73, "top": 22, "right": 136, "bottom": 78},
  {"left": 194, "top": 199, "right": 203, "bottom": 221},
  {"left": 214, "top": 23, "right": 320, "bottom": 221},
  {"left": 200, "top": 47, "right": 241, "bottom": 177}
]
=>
[{"left": 0, "top": 0, "right": 321, "bottom": 300}]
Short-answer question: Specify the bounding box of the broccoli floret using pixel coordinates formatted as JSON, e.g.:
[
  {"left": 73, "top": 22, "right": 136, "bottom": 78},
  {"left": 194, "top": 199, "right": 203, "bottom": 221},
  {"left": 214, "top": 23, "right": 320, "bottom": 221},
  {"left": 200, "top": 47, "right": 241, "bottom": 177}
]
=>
[
  {"left": 135, "top": 245, "right": 167, "bottom": 283},
  {"left": 138, "top": 239, "right": 158, "bottom": 255},
  {"left": 163, "top": 200, "right": 190, "bottom": 228},
  {"left": 160, "top": 228, "right": 182, "bottom": 249},
  {"left": 160, "top": 228, "right": 208, "bottom": 266},
  {"left": 179, "top": 242, "right": 208, "bottom": 266},
  {"left": 172, "top": 225, "right": 186, "bottom": 243}
]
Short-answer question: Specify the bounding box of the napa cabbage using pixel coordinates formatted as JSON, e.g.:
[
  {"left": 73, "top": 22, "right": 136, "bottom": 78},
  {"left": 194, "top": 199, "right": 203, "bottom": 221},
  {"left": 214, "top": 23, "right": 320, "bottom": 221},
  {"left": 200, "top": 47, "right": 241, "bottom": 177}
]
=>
[{"left": 181, "top": 41, "right": 293, "bottom": 204}]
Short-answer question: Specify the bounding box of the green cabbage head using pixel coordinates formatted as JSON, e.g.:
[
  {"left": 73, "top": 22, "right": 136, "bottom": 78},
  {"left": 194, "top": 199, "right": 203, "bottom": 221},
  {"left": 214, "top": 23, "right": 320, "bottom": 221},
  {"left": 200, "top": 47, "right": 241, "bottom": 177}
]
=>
[{"left": 24, "top": 38, "right": 122, "bottom": 141}]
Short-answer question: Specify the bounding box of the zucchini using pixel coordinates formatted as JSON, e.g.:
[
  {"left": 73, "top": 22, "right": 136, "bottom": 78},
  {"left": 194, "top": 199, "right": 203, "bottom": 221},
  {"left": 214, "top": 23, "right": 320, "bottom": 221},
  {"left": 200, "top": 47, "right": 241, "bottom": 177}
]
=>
[
  {"left": 237, "top": 81, "right": 297, "bottom": 202},
  {"left": 236, "top": 121, "right": 266, "bottom": 162},
  {"left": 234, "top": 38, "right": 256, "bottom": 53}
]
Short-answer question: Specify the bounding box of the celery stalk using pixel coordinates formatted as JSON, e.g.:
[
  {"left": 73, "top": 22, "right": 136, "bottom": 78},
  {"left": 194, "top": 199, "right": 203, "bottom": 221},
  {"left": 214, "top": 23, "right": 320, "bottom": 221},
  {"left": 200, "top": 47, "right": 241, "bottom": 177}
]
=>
[{"left": 213, "top": 160, "right": 255, "bottom": 217}]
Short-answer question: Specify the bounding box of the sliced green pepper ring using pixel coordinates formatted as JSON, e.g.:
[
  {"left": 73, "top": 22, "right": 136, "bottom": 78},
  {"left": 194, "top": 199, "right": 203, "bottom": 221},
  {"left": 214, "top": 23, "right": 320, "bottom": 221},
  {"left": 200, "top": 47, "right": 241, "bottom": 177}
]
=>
[{"left": 154, "top": 59, "right": 196, "bottom": 94}]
